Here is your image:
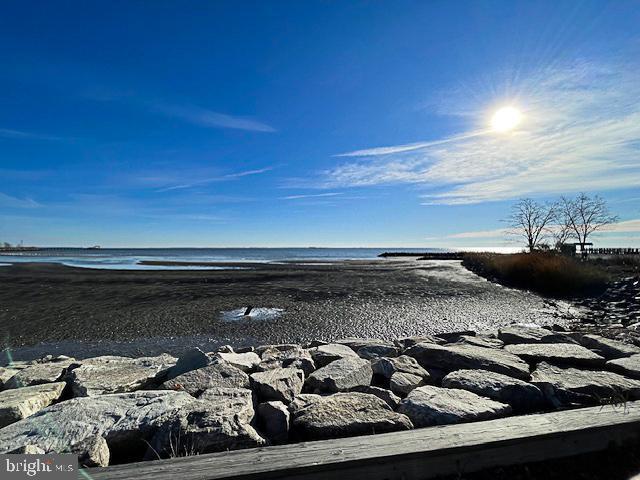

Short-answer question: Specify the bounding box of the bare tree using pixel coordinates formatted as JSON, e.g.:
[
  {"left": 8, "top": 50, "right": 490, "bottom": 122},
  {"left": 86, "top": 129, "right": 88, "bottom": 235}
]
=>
[
  {"left": 507, "top": 198, "right": 556, "bottom": 252},
  {"left": 561, "top": 193, "right": 619, "bottom": 246},
  {"left": 551, "top": 208, "right": 574, "bottom": 249}
]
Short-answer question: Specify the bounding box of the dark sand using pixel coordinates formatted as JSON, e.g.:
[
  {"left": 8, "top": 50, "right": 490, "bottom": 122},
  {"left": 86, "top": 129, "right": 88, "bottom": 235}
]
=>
[{"left": 0, "top": 259, "right": 579, "bottom": 361}]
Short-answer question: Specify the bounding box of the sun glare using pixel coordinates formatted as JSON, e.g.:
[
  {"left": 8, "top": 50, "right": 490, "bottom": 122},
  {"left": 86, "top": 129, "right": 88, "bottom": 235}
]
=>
[{"left": 491, "top": 106, "right": 522, "bottom": 132}]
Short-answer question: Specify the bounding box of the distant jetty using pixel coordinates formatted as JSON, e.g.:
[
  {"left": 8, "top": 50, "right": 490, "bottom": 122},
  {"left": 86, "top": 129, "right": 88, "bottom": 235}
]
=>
[{"left": 378, "top": 252, "right": 466, "bottom": 260}]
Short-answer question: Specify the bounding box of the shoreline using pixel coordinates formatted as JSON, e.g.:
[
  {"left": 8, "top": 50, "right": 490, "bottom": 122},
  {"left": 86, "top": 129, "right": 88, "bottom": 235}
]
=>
[{"left": 0, "top": 260, "right": 576, "bottom": 358}]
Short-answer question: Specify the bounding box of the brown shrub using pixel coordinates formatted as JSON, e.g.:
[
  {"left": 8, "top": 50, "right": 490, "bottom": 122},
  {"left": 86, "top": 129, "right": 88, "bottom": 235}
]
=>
[{"left": 462, "top": 252, "right": 609, "bottom": 298}]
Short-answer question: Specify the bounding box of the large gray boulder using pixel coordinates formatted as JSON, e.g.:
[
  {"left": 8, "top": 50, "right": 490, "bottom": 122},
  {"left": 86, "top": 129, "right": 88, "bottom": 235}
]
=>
[
  {"left": 505, "top": 344, "right": 606, "bottom": 367},
  {"left": 350, "top": 385, "right": 401, "bottom": 409},
  {"left": 257, "top": 401, "right": 290, "bottom": 443},
  {"left": 308, "top": 344, "right": 358, "bottom": 368},
  {"left": 578, "top": 334, "right": 640, "bottom": 360},
  {"left": 498, "top": 326, "right": 576, "bottom": 345},
  {"left": 160, "top": 362, "right": 250, "bottom": 396},
  {"left": 405, "top": 343, "right": 530, "bottom": 380},
  {"left": 397, "top": 385, "right": 512, "bottom": 427},
  {"left": 4, "top": 359, "right": 75, "bottom": 389},
  {"left": 258, "top": 346, "right": 316, "bottom": 377},
  {"left": 71, "top": 435, "right": 110, "bottom": 467},
  {"left": 357, "top": 344, "right": 400, "bottom": 360},
  {"left": 250, "top": 368, "right": 304, "bottom": 403},
  {"left": 371, "top": 355, "right": 430, "bottom": 380},
  {"left": 607, "top": 354, "right": 640, "bottom": 379},
  {"left": 215, "top": 352, "right": 261, "bottom": 372},
  {"left": 165, "top": 347, "right": 215, "bottom": 381},
  {"left": 442, "top": 369, "right": 545, "bottom": 412},
  {"left": 289, "top": 392, "right": 412, "bottom": 440},
  {"left": 0, "top": 391, "right": 196, "bottom": 455},
  {"left": 305, "top": 357, "right": 372, "bottom": 393},
  {"left": 148, "top": 387, "right": 265, "bottom": 458},
  {"left": 0, "top": 367, "right": 22, "bottom": 389},
  {"left": 68, "top": 354, "right": 177, "bottom": 397},
  {"left": 532, "top": 361, "right": 640, "bottom": 407},
  {"left": 390, "top": 372, "right": 425, "bottom": 397},
  {"left": 0, "top": 382, "right": 66, "bottom": 428}
]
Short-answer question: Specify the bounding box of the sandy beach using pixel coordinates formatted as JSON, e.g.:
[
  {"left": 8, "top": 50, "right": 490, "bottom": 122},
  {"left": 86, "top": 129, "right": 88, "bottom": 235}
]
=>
[{"left": 0, "top": 259, "right": 577, "bottom": 361}]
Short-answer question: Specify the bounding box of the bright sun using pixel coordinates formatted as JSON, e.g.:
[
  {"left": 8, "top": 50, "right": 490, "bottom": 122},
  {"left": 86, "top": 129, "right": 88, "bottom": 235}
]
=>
[{"left": 491, "top": 106, "right": 522, "bottom": 132}]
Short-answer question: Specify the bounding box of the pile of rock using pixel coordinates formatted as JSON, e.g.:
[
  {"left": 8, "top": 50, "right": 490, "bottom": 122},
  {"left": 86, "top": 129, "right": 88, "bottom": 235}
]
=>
[{"left": 2, "top": 325, "right": 640, "bottom": 468}]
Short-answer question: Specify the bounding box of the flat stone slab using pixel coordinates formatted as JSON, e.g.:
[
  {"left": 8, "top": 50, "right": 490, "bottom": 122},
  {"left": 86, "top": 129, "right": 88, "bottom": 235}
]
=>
[
  {"left": 308, "top": 344, "right": 358, "bottom": 368},
  {"left": 161, "top": 362, "right": 250, "bottom": 396},
  {"left": 394, "top": 335, "right": 445, "bottom": 350},
  {"left": 578, "top": 334, "right": 640, "bottom": 360},
  {"left": 531, "top": 361, "right": 640, "bottom": 407},
  {"left": 505, "top": 344, "right": 606, "bottom": 367},
  {"left": 607, "top": 354, "right": 640, "bottom": 379},
  {"left": 453, "top": 335, "right": 504, "bottom": 349},
  {"left": 289, "top": 392, "right": 413, "bottom": 440},
  {"left": 3, "top": 360, "right": 75, "bottom": 389},
  {"left": 68, "top": 354, "right": 177, "bottom": 397},
  {"left": 250, "top": 368, "right": 304, "bottom": 403},
  {"left": 405, "top": 343, "right": 530, "bottom": 380},
  {"left": 442, "top": 369, "right": 545, "bottom": 412},
  {"left": 498, "top": 326, "right": 576, "bottom": 345},
  {"left": 305, "top": 357, "right": 372, "bottom": 393},
  {"left": 0, "top": 382, "right": 66, "bottom": 428},
  {"left": 335, "top": 338, "right": 395, "bottom": 352},
  {"left": 397, "top": 385, "right": 512, "bottom": 427}
]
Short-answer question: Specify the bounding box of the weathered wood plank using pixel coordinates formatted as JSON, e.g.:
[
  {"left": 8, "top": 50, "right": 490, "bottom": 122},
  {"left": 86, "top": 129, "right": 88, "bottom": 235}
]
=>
[{"left": 86, "top": 401, "right": 640, "bottom": 480}]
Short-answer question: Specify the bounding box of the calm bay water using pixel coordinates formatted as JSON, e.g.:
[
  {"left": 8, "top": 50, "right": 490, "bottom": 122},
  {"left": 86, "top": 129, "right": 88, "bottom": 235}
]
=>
[{"left": 0, "top": 247, "right": 447, "bottom": 269}]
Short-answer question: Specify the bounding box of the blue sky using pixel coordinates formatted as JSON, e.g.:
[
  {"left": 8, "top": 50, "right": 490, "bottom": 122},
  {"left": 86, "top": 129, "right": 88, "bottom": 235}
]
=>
[{"left": 1, "top": 0, "right": 639, "bottom": 248}]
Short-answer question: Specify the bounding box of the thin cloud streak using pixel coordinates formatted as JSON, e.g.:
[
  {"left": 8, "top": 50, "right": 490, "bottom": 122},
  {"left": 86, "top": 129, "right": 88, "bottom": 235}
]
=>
[
  {"left": 324, "top": 60, "right": 640, "bottom": 205},
  {"left": 281, "top": 192, "right": 343, "bottom": 200},
  {"left": 335, "top": 130, "right": 487, "bottom": 157},
  {"left": 430, "top": 218, "right": 640, "bottom": 242},
  {"left": 155, "top": 167, "right": 274, "bottom": 192},
  {"left": 153, "top": 103, "right": 276, "bottom": 133},
  {"left": 0, "top": 192, "right": 42, "bottom": 209},
  {"left": 0, "top": 128, "right": 64, "bottom": 141}
]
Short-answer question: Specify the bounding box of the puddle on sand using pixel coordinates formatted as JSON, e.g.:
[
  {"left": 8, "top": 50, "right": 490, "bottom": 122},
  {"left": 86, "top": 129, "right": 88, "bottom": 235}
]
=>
[{"left": 221, "top": 307, "right": 284, "bottom": 322}]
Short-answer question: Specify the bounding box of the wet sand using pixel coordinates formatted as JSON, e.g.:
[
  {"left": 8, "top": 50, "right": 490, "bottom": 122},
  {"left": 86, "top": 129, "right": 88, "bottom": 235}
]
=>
[{"left": 0, "top": 259, "right": 579, "bottom": 361}]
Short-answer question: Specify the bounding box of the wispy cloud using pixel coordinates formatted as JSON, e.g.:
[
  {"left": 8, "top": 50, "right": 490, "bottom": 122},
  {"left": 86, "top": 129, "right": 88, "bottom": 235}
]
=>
[
  {"left": 152, "top": 103, "right": 276, "bottom": 133},
  {"left": 324, "top": 59, "right": 640, "bottom": 205},
  {"left": 281, "top": 192, "right": 343, "bottom": 200},
  {"left": 0, "top": 192, "right": 41, "bottom": 208},
  {"left": 155, "top": 167, "right": 274, "bottom": 192},
  {"left": 429, "top": 218, "right": 640, "bottom": 243},
  {"left": 0, "top": 128, "right": 64, "bottom": 141}
]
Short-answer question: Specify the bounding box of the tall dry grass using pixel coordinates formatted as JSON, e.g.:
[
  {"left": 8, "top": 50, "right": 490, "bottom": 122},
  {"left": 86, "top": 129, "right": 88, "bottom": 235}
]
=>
[{"left": 462, "top": 252, "right": 609, "bottom": 298}]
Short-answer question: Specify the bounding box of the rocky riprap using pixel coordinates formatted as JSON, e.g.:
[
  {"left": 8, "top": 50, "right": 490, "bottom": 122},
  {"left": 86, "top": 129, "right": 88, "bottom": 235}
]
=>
[
  {"left": 576, "top": 275, "right": 640, "bottom": 327},
  {"left": 1, "top": 325, "right": 640, "bottom": 468}
]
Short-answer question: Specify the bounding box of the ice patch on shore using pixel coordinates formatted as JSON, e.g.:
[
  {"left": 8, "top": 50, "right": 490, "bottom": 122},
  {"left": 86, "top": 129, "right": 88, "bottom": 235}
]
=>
[
  {"left": 0, "top": 263, "right": 10, "bottom": 267},
  {"left": 221, "top": 307, "right": 284, "bottom": 322}
]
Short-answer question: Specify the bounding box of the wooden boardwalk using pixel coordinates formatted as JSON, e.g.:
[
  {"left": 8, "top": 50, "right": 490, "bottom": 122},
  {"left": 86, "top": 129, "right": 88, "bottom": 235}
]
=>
[{"left": 86, "top": 401, "right": 640, "bottom": 480}]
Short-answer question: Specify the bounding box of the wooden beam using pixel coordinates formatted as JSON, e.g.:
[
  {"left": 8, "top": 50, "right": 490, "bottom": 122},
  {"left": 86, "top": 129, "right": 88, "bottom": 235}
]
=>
[{"left": 86, "top": 401, "right": 640, "bottom": 480}]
